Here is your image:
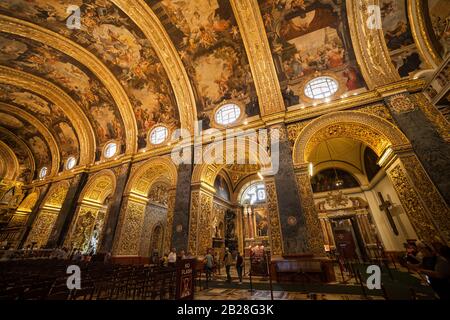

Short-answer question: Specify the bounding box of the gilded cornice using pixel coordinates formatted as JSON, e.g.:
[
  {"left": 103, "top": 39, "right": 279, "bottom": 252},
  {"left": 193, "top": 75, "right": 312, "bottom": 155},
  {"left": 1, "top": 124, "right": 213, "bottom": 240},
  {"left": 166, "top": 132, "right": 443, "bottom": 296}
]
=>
[
  {"left": 0, "top": 127, "right": 35, "bottom": 179},
  {"left": 407, "top": 0, "right": 441, "bottom": 69},
  {"left": 230, "top": 0, "right": 285, "bottom": 116},
  {"left": 0, "top": 66, "right": 95, "bottom": 166},
  {"left": 346, "top": 0, "right": 400, "bottom": 89},
  {"left": 0, "top": 103, "right": 60, "bottom": 177},
  {"left": 111, "top": 0, "right": 197, "bottom": 134},
  {"left": 0, "top": 15, "right": 138, "bottom": 154}
]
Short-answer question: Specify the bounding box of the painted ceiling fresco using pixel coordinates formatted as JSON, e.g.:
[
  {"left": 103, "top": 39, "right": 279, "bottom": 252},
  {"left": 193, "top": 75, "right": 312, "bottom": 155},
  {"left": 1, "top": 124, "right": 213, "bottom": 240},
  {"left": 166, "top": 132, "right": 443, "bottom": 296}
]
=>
[
  {"left": 427, "top": 0, "right": 450, "bottom": 55},
  {"left": 0, "top": 83, "right": 79, "bottom": 162},
  {"left": 0, "top": 110, "right": 51, "bottom": 172},
  {"left": 148, "top": 0, "right": 259, "bottom": 125},
  {"left": 0, "top": 0, "right": 180, "bottom": 147},
  {"left": 258, "top": 0, "right": 366, "bottom": 106},
  {"left": 380, "top": 0, "right": 425, "bottom": 77},
  {"left": 0, "top": 128, "right": 33, "bottom": 182}
]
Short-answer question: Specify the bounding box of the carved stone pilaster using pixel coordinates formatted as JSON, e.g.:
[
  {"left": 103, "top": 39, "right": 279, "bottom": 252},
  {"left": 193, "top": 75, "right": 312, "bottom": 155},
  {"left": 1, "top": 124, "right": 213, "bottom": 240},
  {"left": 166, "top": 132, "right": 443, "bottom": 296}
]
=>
[
  {"left": 187, "top": 188, "right": 213, "bottom": 256},
  {"left": 386, "top": 161, "right": 444, "bottom": 244},
  {"left": 264, "top": 179, "right": 283, "bottom": 256},
  {"left": 163, "top": 188, "right": 176, "bottom": 255}
]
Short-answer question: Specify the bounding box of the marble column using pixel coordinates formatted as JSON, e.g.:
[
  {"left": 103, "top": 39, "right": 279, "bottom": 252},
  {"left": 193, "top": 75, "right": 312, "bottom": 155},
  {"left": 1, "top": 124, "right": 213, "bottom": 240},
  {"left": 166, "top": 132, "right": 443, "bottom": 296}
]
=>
[
  {"left": 18, "top": 184, "right": 51, "bottom": 248},
  {"left": 46, "top": 173, "right": 88, "bottom": 248},
  {"left": 171, "top": 162, "right": 194, "bottom": 253},
  {"left": 384, "top": 93, "right": 450, "bottom": 205},
  {"left": 269, "top": 124, "right": 325, "bottom": 255},
  {"left": 99, "top": 162, "right": 132, "bottom": 253}
]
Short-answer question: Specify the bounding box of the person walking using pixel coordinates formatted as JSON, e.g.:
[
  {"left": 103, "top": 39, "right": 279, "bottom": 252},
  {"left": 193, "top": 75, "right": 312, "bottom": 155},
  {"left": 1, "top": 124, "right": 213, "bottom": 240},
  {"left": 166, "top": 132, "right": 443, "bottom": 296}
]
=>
[
  {"left": 223, "top": 248, "right": 234, "bottom": 283},
  {"left": 204, "top": 249, "right": 214, "bottom": 281},
  {"left": 236, "top": 251, "right": 244, "bottom": 284}
]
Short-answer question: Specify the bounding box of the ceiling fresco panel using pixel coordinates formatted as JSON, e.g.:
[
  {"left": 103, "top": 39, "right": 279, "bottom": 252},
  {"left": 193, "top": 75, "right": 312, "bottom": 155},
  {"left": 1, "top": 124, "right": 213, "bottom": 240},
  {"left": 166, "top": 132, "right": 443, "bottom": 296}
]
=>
[
  {"left": 257, "top": 0, "right": 366, "bottom": 106},
  {"left": 0, "top": 0, "right": 180, "bottom": 148},
  {"left": 148, "top": 0, "right": 259, "bottom": 126},
  {"left": 0, "top": 128, "right": 34, "bottom": 182}
]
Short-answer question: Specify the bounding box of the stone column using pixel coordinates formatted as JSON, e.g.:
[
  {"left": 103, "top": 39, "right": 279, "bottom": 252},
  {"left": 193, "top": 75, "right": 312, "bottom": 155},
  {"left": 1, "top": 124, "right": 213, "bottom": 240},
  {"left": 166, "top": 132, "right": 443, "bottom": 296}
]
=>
[
  {"left": 17, "top": 184, "right": 51, "bottom": 248},
  {"left": 46, "top": 173, "right": 88, "bottom": 248},
  {"left": 381, "top": 148, "right": 449, "bottom": 244},
  {"left": 171, "top": 162, "right": 194, "bottom": 253},
  {"left": 187, "top": 185, "right": 214, "bottom": 256},
  {"left": 268, "top": 123, "right": 325, "bottom": 256},
  {"left": 384, "top": 93, "right": 450, "bottom": 205},
  {"left": 99, "top": 162, "right": 132, "bottom": 253}
]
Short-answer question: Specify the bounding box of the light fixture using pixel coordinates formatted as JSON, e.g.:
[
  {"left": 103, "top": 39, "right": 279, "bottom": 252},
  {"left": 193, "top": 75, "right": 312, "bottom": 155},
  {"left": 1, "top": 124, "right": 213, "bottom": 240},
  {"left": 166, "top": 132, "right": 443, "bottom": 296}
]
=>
[
  {"left": 257, "top": 172, "right": 264, "bottom": 180},
  {"left": 243, "top": 119, "right": 248, "bottom": 125},
  {"left": 308, "top": 162, "right": 314, "bottom": 177}
]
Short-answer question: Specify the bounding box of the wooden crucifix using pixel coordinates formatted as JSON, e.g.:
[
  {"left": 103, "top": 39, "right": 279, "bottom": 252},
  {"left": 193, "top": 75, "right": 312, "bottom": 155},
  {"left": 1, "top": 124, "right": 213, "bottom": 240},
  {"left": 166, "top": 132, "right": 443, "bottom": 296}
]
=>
[{"left": 378, "top": 192, "right": 399, "bottom": 235}]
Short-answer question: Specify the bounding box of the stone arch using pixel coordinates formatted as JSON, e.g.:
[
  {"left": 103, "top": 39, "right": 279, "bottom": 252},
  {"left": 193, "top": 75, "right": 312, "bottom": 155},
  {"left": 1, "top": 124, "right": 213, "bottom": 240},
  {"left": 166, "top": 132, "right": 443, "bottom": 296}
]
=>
[
  {"left": 312, "top": 161, "right": 368, "bottom": 187},
  {"left": 79, "top": 170, "right": 117, "bottom": 205},
  {"left": 293, "top": 111, "right": 410, "bottom": 166},
  {"left": 0, "top": 140, "right": 19, "bottom": 181},
  {"left": 16, "top": 191, "right": 39, "bottom": 214}
]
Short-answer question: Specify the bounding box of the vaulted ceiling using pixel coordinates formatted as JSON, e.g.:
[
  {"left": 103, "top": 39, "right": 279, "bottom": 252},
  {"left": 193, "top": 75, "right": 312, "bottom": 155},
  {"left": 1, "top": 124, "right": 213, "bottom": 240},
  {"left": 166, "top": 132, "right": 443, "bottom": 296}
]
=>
[{"left": 0, "top": 0, "right": 447, "bottom": 183}]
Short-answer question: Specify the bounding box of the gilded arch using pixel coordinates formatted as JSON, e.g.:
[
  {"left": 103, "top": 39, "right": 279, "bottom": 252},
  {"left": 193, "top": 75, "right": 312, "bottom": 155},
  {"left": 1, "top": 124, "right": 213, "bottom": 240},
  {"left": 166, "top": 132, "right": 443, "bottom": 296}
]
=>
[{"left": 0, "top": 140, "right": 19, "bottom": 181}]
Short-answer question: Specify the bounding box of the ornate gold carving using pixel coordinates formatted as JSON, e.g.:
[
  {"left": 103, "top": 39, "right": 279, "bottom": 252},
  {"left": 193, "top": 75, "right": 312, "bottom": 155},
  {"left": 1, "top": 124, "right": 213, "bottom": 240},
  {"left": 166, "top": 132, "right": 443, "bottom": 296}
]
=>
[
  {"left": 25, "top": 210, "right": 57, "bottom": 248},
  {"left": 413, "top": 93, "right": 450, "bottom": 141},
  {"left": 387, "top": 164, "right": 443, "bottom": 244},
  {"left": 114, "top": 200, "right": 146, "bottom": 256},
  {"left": 230, "top": 0, "right": 285, "bottom": 115},
  {"left": 188, "top": 190, "right": 199, "bottom": 255},
  {"left": 357, "top": 104, "right": 394, "bottom": 123},
  {"left": 287, "top": 120, "right": 310, "bottom": 146},
  {"left": 66, "top": 208, "right": 98, "bottom": 252},
  {"left": 293, "top": 111, "right": 409, "bottom": 164},
  {"left": 264, "top": 180, "right": 283, "bottom": 256},
  {"left": 0, "top": 15, "right": 138, "bottom": 154},
  {"left": 386, "top": 94, "right": 417, "bottom": 114},
  {"left": 0, "top": 66, "right": 95, "bottom": 166},
  {"left": 163, "top": 189, "right": 176, "bottom": 254},
  {"left": 296, "top": 173, "right": 325, "bottom": 255},
  {"left": 400, "top": 155, "right": 450, "bottom": 243},
  {"left": 44, "top": 183, "right": 69, "bottom": 208},
  {"left": 111, "top": 0, "right": 197, "bottom": 133},
  {"left": 346, "top": 0, "right": 400, "bottom": 89}
]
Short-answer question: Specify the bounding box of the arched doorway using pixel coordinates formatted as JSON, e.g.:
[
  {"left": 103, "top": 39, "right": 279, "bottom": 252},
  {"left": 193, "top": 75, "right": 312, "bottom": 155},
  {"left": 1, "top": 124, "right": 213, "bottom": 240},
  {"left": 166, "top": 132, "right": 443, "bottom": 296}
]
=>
[{"left": 64, "top": 170, "right": 116, "bottom": 254}]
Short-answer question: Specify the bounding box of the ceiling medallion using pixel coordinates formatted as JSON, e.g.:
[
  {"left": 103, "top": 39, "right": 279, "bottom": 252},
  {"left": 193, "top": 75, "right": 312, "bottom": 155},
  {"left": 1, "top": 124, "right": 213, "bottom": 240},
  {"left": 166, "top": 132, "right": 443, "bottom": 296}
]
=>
[
  {"left": 389, "top": 95, "right": 416, "bottom": 114},
  {"left": 287, "top": 216, "right": 297, "bottom": 226}
]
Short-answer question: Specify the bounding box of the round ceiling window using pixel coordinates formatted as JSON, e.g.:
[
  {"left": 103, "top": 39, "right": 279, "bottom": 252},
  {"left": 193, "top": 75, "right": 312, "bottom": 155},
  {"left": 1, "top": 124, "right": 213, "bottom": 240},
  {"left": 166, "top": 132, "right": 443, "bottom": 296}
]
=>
[
  {"left": 215, "top": 103, "right": 241, "bottom": 125},
  {"left": 304, "top": 76, "right": 338, "bottom": 100},
  {"left": 149, "top": 126, "right": 169, "bottom": 145}
]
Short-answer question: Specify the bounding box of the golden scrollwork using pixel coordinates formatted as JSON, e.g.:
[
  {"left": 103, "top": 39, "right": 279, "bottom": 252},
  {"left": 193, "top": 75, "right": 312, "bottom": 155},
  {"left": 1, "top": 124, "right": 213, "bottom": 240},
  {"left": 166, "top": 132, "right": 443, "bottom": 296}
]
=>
[
  {"left": 400, "top": 155, "right": 450, "bottom": 243},
  {"left": 188, "top": 190, "right": 200, "bottom": 255},
  {"left": 346, "top": 0, "right": 400, "bottom": 89},
  {"left": 25, "top": 210, "right": 57, "bottom": 248},
  {"left": 357, "top": 104, "right": 394, "bottom": 123},
  {"left": 163, "top": 188, "right": 176, "bottom": 254},
  {"left": 296, "top": 173, "right": 325, "bottom": 255},
  {"left": 264, "top": 179, "right": 283, "bottom": 256},
  {"left": 230, "top": 0, "right": 285, "bottom": 116},
  {"left": 287, "top": 120, "right": 311, "bottom": 146},
  {"left": 386, "top": 94, "right": 417, "bottom": 114},
  {"left": 114, "top": 200, "right": 146, "bottom": 256},
  {"left": 387, "top": 164, "right": 443, "bottom": 244}
]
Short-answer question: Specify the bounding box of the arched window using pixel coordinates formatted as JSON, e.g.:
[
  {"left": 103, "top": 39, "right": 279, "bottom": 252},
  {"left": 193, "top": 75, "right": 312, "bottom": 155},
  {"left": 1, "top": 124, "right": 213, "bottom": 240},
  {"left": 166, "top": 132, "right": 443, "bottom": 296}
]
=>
[
  {"left": 104, "top": 142, "right": 117, "bottom": 159},
  {"left": 149, "top": 126, "right": 168, "bottom": 145},
  {"left": 304, "top": 76, "right": 338, "bottom": 100},
  {"left": 241, "top": 181, "right": 266, "bottom": 205},
  {"left": 39, "top": 166, "right": 48, "bottom": 179},
  {"left": 65, "top": 156, "right": 76, "bottom": 170},
  {"left": 215, "top": 103, "right": 241, "bottom": 125}
]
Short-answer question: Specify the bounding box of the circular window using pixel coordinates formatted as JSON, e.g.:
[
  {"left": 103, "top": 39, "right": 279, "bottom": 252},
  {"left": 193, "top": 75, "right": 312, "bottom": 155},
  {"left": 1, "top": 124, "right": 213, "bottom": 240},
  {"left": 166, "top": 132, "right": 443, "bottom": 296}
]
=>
[
  {"left": 39, "top": 167, "right": 48, "bottom": 179},
  {"left": 104, "top": 142, "right": 117, "bottom": 159},
  {"left": 65, "top": 157, "right": 76, "bottom": 170},
  {"left": 149, "top": 126, "right": 169, "bottom": 145},
  {"left": 304, "top": 76, "right": 338, "bottom": 100},
  {"left": 215, "top": 103, "right": 241, "bottom": 125}
]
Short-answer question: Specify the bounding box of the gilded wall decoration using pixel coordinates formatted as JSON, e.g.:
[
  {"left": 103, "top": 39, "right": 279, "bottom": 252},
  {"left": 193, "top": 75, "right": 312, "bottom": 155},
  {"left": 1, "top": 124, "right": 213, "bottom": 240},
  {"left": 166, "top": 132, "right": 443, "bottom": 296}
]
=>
[
  {"left": 265, "top": 179, "right": 283, "bottom": 256},
  {"left": 197, "top": 192, "right": 214, "bottom": 256},
  {"left": 188, "top": 190, "right": 200, "bottom": 255},
  {"left": 257, "top": 0, "right": 365, "bottom": 105},
  {"left": 25, "top": 210, "right": 57, "bottom": 248},
  {"left": 139, "top": 204, "right": 167, "bottom": 256},
  {"left": 426, "top": 0, "right": 450, "bottom": 56},
  {"left": 400, "top": 155, "right": 450, "bottom": 243},
  {"left": 0, "top": 128, "right": 33, "bottom": 183},
  {"left": 287, "top": 120, "right": 310, "bottom": 146},
  {"left": 163, "top": 189, "right": 176, "bottom": 254},
  {"left": 66, "top": 207, "right": 98, "bottom": 252},
  {"left": 114, "top": 200, "right": 146, "bottom": 256},
  {"left": 387, "top": 164, "right": 443, "bottom": 244},
  {"left": 44, "top": 184, "right": 69, "bottom": 208},
  {"left": 357, "top": 104, "right": 394, "bottom": 123},
  {"left": 148, "top": 182, "right": 169, "bottom": 207},
  {"left": 385, "top": 94, "right": 416, "bottom": 114},
  {"left": 296, "top": 173, "right": 325, "bottom": 255}
]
